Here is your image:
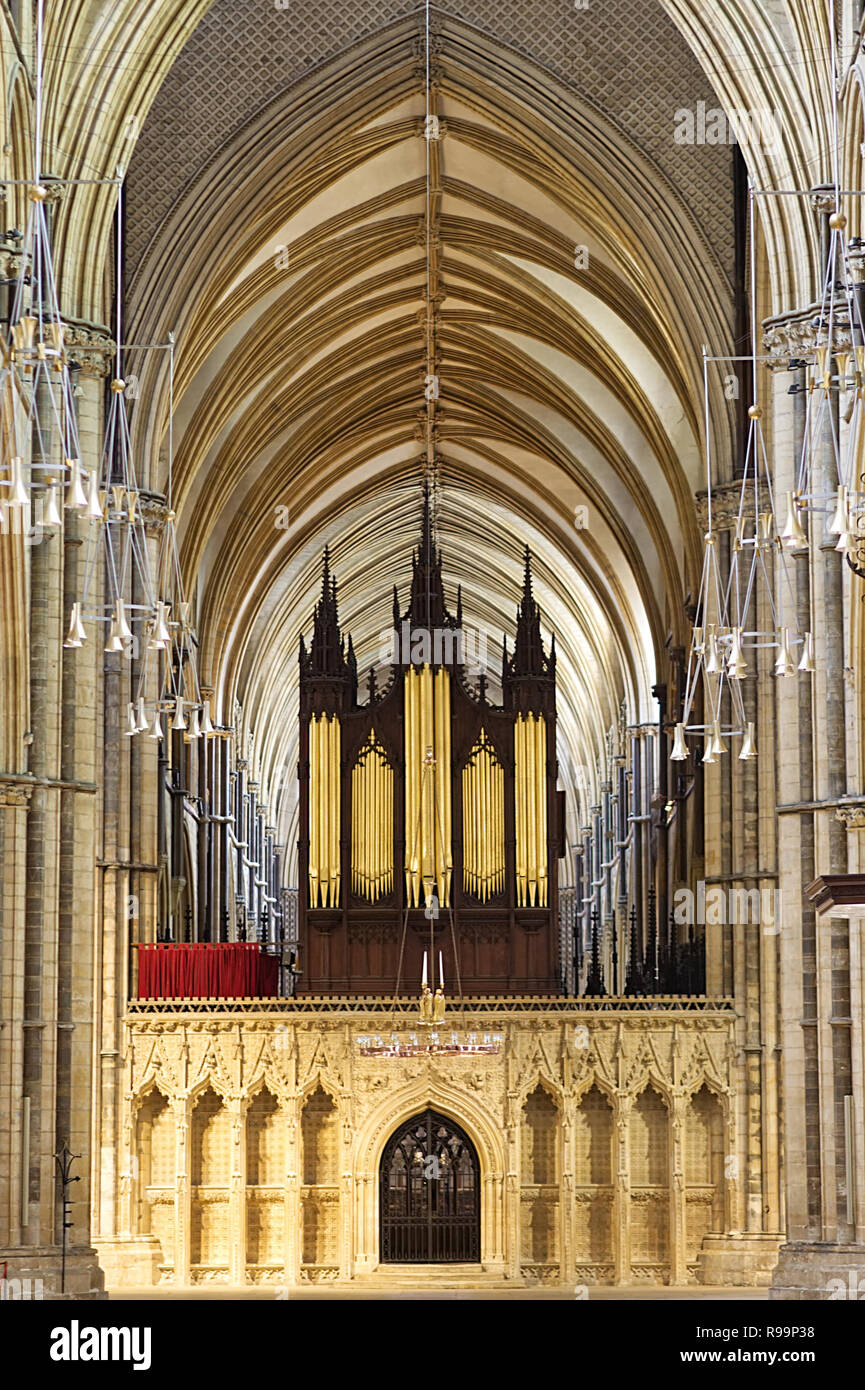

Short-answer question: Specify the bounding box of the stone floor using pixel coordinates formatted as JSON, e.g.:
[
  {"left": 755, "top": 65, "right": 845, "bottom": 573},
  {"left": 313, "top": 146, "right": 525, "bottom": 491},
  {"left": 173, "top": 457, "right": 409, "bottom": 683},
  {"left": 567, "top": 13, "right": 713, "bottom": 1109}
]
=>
[{"left": 110, "top": 1285, "right": 771, "bottom": 1301}]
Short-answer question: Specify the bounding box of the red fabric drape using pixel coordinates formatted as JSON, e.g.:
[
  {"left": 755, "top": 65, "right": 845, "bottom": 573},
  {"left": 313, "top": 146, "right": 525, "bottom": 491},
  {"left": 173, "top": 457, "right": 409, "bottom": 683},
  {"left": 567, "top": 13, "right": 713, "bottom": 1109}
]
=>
[{"left": 136, "top": 944, "right": 279, "bottom": 999}]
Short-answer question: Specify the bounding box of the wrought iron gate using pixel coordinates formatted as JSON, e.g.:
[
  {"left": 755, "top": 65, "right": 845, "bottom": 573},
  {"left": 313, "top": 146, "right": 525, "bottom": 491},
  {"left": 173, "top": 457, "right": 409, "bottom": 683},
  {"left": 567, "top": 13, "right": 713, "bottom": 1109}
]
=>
[{"left": 380, "top": 1109, "right": 480, "bottom": 1263}]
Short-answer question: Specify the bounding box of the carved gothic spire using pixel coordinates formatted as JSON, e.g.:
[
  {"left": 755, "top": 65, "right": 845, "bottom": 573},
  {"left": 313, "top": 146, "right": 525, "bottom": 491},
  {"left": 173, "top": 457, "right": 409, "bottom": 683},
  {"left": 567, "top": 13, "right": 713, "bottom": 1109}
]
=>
[
  {"left": 397, "top": 476, "right": 456, "bottom": 641},
  {"left": 502, "top": 546, "right": 555, "bottom": 709},
  {"left": 300, "top": 548, "right": 356, "bottom": 708}
]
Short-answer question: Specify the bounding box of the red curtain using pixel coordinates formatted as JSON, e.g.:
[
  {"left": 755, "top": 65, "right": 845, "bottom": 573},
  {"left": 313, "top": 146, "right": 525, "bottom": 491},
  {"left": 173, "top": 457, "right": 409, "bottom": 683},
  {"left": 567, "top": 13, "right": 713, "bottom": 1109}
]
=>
[{"left": 137, "top": 944, "right": 279, "bottom": 999}]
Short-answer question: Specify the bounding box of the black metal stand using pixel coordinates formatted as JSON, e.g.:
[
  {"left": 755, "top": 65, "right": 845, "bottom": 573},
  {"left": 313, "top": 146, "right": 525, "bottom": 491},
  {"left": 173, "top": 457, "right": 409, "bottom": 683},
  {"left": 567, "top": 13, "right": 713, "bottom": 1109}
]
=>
[{"left": 54, "top": 1140, "right": 80, "bottom": 1294}]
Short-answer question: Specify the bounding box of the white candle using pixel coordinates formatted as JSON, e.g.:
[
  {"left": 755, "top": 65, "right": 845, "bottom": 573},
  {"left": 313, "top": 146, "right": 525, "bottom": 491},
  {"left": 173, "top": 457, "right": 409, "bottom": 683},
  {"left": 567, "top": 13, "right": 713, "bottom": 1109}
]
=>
[
  {"left": 422, "top": 951, "right": 428, "bottom": 988},
  {"left": 439, "top": 951, "right": 444, "bottom": 989}
]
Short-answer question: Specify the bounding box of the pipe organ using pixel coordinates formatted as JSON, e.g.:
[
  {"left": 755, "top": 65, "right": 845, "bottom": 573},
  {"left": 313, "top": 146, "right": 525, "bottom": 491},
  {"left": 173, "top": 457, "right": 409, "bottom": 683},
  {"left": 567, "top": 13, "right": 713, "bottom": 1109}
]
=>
[
  {"left": 403, "top": 664, "right": 452, "bottom": 908},
  {"left": 298, "top": 491, "right": 564, "bottom": 994},
  {"left": 351, "top": 734, "right": 393, "bottom": 902},
  {"left": 462, "top": 732, "right": 506, "bottom": 903},
  {"left": 308, "top": 713, "right": 340, "bottom": 908}
]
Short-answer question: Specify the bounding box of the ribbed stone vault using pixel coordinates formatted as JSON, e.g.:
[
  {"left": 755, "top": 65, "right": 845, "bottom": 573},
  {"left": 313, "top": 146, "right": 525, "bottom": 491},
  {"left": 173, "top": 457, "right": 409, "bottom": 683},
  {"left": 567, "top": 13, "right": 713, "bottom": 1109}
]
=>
[
  {"left": 117, "top": 19, "right": 739, "bottom": 878},
  {"left": 31, "top": 0, "right": 845, "bottom": 881}
]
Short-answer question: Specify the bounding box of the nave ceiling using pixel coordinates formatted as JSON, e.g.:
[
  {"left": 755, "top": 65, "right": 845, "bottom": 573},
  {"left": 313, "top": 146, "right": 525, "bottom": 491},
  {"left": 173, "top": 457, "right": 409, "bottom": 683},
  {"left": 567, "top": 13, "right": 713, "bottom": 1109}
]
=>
[{"left": 27, "top": 0, "right": 845, "bottom": 871}]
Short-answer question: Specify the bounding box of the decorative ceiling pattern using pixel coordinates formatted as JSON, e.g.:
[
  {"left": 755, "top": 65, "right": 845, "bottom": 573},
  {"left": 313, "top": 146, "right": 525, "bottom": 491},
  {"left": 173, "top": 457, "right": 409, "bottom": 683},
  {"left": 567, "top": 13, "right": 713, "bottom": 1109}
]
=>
[
  {"left": 126, "top": 0, "right": 736, "bottom": 284},
  {"left": 119, "top": 13, "right": 724, "bottom": 866}
]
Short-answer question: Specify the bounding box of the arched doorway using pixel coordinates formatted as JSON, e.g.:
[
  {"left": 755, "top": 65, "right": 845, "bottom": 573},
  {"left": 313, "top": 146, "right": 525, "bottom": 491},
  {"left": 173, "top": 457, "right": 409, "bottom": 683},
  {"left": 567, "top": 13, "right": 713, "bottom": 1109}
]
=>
[{"left": 380, "top": 1110, "right": 480, "bottom": 1264}]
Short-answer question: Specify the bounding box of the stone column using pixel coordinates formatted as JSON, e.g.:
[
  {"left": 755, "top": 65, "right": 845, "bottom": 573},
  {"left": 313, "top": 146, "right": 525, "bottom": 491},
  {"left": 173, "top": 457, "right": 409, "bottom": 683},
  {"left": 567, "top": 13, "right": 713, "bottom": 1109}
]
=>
[
  {"left": 669, "top": 1093, "right": 687, "bottom": 1284},
  {"left": 613, "top": 1093, "right": 631, "bottom": 1284},
  {"left": 284, "top": 1099, "right": 300, "bottom": 1285},
  {"left": 693, "top": 471, "right": 785, "bottom": 1284},
  {"left": 766, "top": 252, "right": 865, "bottom": 1295},
  {"left": 229, "top": 1098, "right": 246, "bottom": 1283},
  {"left": 560, "top": 1098, "right": 576, "bottom": 1285},
  {"left": 173, "top": 1098, "right": 190, "bottom": 1286}
]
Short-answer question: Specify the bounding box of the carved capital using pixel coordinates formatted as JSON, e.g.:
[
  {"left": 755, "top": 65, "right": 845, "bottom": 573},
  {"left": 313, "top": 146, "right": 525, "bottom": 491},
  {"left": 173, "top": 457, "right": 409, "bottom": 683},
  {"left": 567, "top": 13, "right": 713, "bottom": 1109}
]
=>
[
  {"left": 694, "top": 481, "right": 768, "bottom": 531},
  {"left": 835, "top": 804, "right": 865, "bottom": 831},
  {"left": 763, "top": 300, "right": 853, "bottom": 367},
  {"left": 63, "top": 318, "right": 114, "bottom": 378},
  {"left": 138, "top": 490, "right": 170, "bottom": 533},
  {"left": 0, "top": 778, "right": 34, "bottom": 807},
  {"left": 809, "top": 184, "right": 836, "bottom": 216}
]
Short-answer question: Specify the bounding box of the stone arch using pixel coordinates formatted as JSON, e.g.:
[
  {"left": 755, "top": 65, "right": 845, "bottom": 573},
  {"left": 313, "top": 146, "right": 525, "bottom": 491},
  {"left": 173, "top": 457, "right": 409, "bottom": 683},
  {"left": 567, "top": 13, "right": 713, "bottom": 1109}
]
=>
[
  {"left": 299, "top": 1083, "right": 341, "bottom": 1271},
  {"left": 572, "top": 1083, "right": 615, "bottom": 1278},
  {"left": 245, "top": 1084, "right": 285, "bottom": 1272},
  {"left": 520, "top": 1082, "right": 561, "bottom": 1274},
  {"left": 379, "top": 1108, "right": 481, "bottom": 1264},
  {"left": 684, "top": 1084, "right": 726, "bottom": 1263},
  {"left": 189, "top": 1083, "right": 232, "bottom": 1273},
  {"left": 133, "top": 1085, "right": 174, "bottom": 1252},
  {"left": 355, "top": 1075, "right": 505, "bottom": 1180},
  {"left": 629, "top": 1083, "right": 671, "bottom": 1281},
  {"left": 353, "top": 1075, "right": 507, "bottom": 1272}
]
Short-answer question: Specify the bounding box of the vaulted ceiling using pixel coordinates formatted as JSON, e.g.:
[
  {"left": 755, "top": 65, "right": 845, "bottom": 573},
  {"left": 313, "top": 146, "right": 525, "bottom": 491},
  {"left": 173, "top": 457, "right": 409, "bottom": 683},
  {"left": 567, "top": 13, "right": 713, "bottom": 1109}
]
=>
[{"left": 36, "top": 0, "right": 843, "bottom": 877}]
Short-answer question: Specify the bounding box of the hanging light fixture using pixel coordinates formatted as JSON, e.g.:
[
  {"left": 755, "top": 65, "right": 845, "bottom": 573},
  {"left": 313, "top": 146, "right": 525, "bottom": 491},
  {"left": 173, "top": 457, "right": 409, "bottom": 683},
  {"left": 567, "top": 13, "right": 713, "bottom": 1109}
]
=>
[
  {"left": 63, "top": 602, "right": 86, "bottom": 649},
  {"left": 677, "top": 183, "right": 809, "bottom": 764},
  {"left": 1, "top": 3, "right": 100, "bottom": 526},
  {"left": 44, "top": 485, "right": 62, "bottom": 529}
]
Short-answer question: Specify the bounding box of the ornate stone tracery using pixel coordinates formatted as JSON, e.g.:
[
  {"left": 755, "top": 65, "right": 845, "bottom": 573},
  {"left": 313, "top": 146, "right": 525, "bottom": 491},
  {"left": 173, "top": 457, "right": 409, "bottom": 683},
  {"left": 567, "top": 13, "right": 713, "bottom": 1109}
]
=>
[{"left": 100, "top": 1002, "right": 742, "bottom": 1288}]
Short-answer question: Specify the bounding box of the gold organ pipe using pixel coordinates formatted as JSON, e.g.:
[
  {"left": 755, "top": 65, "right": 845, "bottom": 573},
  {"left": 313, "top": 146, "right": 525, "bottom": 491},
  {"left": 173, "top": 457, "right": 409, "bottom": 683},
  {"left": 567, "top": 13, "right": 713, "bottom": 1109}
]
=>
[
  {"left": 411, "top": 668, "right": 421, "bottom": 904},
  {"left": 463, "top": 764, "right": 472, "bottom": 897},
  {"left": 375, "top": 746, "right": 382, "bottom": 895},
  {"left": 323, "top": 717, "right": 331, "bottom": 905},
  {"left": 479, "top": 750, "right": 485, "bottom": 901},
  {"left": 500, "top": 759, "right": 505, "bottom": 894},
  {"left": 354, "top": 761, "right": 358, "bottom": 898},
  {"left": 361, "top": 751, "right": 367, "bottom": 898},
  {"left": 462, "top": 736, "right": 506, "bottom": 902},
  {"left": 387, "top": 751, "right": 394, "bottom": 893},
  {"left": 513, "top": 715, "right": 548, "bottom": 908},
  {"left": 318, "top": 716, "right": 327, "bottom": 905},
  {"left": 351, "top": 738, "right": 394, "bottom": 902},
  {"left": 420, "top": 665, "right": 433, "bottom": 901},
  {"left": 368, "top": 740, "right": 374, "bottom": 897},
  {"left": 309, "top": 717, "right": 319, "bottom": 906},
  {"left": 473, "top": 757, "right": 479, "bottom": 897},
  {"left": 409, "top": 669, "right": 420, "bottom": 903},
  {"left": 331, "top": 716, "right": 341, "bottom": 906},
  {"left": 527, "top": 714, "right": 538, "bottom": 906},
  {"left": 404, "top": 667, "right": 452, "bottom": 908},
  {"left": 515, "top": 717, "right": 525, "bottom": 906},
  {"left": 369, "top": 745, "right": 378, "bottom": 895},
  {"left": 405, "top": 672, "right": 414, "bottom": 901},
  {"left": 484, "top": 744, "right": 492, "bottom": 900},
  {"left": 318, "top": 715, "right": 326, "bottom": 907},
  {"left": 475, "top": 755, "right": 481, "bottom": 897},
  {"left": 472, "top": 759, "right": 479, "bottom": 898},
  {"left": 433, "top": 664, "right": 443, "bottom": 902},
  {"left": 439, "top": 668, "right": 452, "bottom": 904},
  {"left": 535, "top": 716, "right": 547, "bottom": 907},
  {"left": 326, "top": 716, "right": 334, "bottom": 905}
]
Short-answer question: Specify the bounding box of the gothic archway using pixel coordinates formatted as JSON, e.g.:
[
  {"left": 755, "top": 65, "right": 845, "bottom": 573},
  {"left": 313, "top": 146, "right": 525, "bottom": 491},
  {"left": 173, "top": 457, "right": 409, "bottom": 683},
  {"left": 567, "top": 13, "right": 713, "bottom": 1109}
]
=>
[{"left": 380, "top": 1109, "right": 480, "bottom": 1264}]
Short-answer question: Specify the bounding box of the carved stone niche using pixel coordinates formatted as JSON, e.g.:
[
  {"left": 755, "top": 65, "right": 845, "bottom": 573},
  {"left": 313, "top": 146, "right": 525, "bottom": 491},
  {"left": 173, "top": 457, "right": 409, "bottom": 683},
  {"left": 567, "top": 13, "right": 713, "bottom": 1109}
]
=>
[
  {"left": 762, "top": 301, "right": 853, "bottom": 369},
  {"left": 695, "top": 481, "right": 769, "bottom": 532},
  {"left": 63, "top": 317, "right": 115, "bottom": 378}
]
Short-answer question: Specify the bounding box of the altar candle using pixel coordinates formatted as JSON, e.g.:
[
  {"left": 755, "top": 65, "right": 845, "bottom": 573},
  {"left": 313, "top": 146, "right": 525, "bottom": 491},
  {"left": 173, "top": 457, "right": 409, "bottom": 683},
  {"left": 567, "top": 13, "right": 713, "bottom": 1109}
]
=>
[
  {"left": 439, "top": 950, "right": 444, "bottom": 989},
  {"left": 422, "top": 951, "right": 428, "bottom": 988}
]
